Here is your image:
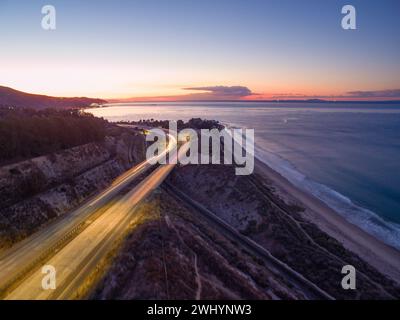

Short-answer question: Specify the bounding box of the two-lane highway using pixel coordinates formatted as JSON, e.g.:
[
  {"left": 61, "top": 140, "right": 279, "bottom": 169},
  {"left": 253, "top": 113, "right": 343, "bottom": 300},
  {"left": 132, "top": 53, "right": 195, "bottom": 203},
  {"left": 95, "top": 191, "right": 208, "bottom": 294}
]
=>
[
  {"left": 0, "top": 132, "right": 177, "bottom": 298},
  {"left": 2, "top": 135, "right": 190, "bottom": 299}
]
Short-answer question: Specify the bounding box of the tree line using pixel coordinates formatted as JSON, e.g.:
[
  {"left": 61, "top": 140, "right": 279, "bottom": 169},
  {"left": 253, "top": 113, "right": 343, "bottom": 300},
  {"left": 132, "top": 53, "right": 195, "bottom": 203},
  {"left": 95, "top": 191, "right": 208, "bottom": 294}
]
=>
[
  {"left": 118, "top": 118, "right": 223, "bottom": 130},
  {"left": 0, "top": 107, "right": 107, "bottom": 164}
]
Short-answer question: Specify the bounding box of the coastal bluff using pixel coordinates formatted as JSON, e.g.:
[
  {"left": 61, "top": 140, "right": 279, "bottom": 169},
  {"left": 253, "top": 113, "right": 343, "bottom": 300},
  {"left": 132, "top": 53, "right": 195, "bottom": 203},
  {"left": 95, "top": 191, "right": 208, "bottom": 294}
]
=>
[{"left": 0, "top": 129, "right": 145, "bottom": 250}]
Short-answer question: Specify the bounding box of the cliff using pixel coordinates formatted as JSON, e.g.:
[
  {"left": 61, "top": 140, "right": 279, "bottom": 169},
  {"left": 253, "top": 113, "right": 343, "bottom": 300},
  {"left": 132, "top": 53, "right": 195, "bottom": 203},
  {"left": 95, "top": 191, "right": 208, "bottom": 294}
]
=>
[{"left": 0, "top": 129, "right": 145, "bottom": 249}]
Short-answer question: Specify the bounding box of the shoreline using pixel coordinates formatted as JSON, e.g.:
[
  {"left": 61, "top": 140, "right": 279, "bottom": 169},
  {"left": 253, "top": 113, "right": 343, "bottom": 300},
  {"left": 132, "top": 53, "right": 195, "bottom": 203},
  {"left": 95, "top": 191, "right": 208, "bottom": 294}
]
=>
[{"left": 254, "top": 157, "right": 400, "bottom": 284}]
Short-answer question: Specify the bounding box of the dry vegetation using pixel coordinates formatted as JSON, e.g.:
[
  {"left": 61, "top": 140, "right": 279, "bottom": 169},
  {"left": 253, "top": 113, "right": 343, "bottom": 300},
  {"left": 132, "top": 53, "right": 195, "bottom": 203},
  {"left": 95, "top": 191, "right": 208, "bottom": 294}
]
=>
[
  {"left": 91, "top": 192, "right": 305, "bottom": 300},
  {"left": 168, "top": 164, "right": 400, "bottom": 299}
]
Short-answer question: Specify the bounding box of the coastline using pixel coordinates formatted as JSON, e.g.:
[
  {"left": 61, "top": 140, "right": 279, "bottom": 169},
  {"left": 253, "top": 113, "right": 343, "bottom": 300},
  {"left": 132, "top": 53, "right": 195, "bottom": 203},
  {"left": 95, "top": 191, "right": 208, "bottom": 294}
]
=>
[
  {"left": 84, "top": 112, "right": 400, "bottom": 287},
  {"left": 254, "top": 157, "right": 400, "bottom": 284}
]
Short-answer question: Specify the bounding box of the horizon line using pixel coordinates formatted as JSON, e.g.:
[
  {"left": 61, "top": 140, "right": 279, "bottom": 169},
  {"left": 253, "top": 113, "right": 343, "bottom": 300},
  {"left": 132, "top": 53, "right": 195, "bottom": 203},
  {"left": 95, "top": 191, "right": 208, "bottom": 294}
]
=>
[{"left": 103, "top": 99, "right": 400, "bottom": 105}]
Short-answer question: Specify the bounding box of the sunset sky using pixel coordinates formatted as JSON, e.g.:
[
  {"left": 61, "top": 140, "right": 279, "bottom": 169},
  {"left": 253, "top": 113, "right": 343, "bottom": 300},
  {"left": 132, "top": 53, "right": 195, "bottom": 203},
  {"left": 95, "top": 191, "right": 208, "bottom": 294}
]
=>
[{"left": 0, "top": 0, "right": 399, "bottom": 100}]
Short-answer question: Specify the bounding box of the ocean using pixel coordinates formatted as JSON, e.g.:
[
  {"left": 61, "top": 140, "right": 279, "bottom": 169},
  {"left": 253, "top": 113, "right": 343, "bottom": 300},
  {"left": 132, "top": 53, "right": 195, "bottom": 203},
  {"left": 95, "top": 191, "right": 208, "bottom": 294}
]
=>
[{"left": 87, "top": 102, "right": 400, "bottom": 250}]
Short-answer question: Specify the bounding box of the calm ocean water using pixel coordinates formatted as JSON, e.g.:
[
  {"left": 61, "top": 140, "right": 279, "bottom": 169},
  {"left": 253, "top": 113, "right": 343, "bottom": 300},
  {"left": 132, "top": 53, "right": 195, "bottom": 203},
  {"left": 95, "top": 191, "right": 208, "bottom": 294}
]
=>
[{"left": 87, "top": 102, "right": 400, "bottom": 249}]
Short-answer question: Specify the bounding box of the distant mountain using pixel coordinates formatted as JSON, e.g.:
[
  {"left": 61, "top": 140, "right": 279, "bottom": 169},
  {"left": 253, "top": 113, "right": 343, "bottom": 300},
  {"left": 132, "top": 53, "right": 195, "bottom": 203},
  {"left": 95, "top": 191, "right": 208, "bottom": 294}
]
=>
[{"left": 0, "top": 86, "right": 107, "bottom": 109}]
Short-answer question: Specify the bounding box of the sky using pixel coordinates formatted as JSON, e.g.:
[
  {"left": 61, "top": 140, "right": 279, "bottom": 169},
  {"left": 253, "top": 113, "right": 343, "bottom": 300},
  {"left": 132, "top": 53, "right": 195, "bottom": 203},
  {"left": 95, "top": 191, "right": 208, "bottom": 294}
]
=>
[{"left": 0, "top": 0, "right": 399, "bottom": 100}]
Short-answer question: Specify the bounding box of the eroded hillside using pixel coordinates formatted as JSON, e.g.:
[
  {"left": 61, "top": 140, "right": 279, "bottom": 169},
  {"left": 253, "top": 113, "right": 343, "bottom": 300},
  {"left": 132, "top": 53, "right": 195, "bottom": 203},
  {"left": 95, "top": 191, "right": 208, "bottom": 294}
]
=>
[{"left": 0, "top": 127, "right": 145, "bottom": 249}]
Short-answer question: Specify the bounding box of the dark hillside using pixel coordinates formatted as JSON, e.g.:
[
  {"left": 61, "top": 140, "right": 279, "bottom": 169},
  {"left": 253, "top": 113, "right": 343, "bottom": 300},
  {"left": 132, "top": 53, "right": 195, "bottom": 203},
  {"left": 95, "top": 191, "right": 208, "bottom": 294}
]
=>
[{"left": 0, "top": 108, "right": 108, "bottom": 164}]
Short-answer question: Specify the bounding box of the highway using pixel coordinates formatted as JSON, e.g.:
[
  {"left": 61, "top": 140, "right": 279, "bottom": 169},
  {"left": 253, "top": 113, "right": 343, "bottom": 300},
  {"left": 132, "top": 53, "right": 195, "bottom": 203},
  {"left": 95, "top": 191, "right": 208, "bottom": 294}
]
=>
[
  {"left": 0, "top": 132, "right": 180, "bottom": 299},
  {"left": 0, "top": 126, "right": 332, "bottom": 300}
]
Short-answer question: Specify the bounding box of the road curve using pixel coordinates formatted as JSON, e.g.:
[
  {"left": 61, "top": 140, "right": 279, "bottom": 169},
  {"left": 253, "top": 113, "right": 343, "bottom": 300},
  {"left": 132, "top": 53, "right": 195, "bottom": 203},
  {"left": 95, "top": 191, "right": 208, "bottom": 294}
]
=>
[
  {"left": 3, "top": 139, "right": 189, "bottom": 300},
  {"left": 0, "top": 133, "right": 177, "bottom": 298}
]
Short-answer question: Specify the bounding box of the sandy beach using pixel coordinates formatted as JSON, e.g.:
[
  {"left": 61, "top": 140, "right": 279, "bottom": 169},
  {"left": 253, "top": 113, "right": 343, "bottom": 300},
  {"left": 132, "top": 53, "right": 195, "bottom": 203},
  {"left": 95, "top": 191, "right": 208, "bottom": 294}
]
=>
[{"left": 255, "top": 158, "right": 400, "bottom": 284}]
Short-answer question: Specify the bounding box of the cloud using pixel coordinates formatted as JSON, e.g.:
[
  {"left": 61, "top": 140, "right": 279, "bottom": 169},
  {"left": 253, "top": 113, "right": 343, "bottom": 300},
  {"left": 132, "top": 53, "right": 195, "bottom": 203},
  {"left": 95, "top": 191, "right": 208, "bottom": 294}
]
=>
[
  {"left": 111, "top": 85, "right": 255, "bottom": 102},
  {"left": 183, "top": 86, "right": 253, "bottom": 99},
  {"left": 346, "top": 89, "right": 400, "bottom": 98},
  {"left": 268, "top": 89, "right": 400, "bottom": 100},
  {"left": 112, "top": 87, "right": 400, "bottom": 103},
  {"left": 271, "top": 93, "right": 314, "bottom": 99}
]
